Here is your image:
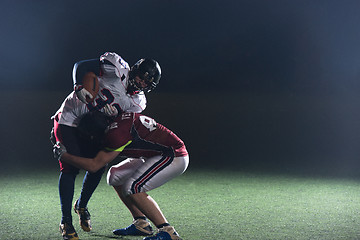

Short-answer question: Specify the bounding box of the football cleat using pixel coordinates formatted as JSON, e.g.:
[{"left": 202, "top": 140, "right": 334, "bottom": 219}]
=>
[
  {"left": 73, "top": 199, "right": 92, "bottom": 232},
  {"left": 113, "top": 218, "right": 154, "bottom": 236},
  {"left": 143, "top": 226, "right": 182, "bottom": 240},
  {"left": 59, "top": 222, "right": 79, "bottom": 240}
]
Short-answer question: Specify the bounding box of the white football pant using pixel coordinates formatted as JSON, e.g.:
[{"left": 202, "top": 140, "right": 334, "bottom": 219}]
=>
[{"left": 107, "top": 155, "right": 189, "bottom": 196}]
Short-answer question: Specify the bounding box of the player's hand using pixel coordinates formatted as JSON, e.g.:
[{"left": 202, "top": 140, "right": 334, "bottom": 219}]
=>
[
  {"left": 74, "top": 85, "right": 93, "bottom": 104},
  {"left": 103, "top": 103, "right": 118, "bottom": 117},
  {"left": 53, "top": 142, "right": 67, "bottom": 160}
]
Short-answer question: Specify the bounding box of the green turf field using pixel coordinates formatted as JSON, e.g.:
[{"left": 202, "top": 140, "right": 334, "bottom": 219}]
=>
[{"left": 1, "top": 169, "right": 360, "bottom": 240}]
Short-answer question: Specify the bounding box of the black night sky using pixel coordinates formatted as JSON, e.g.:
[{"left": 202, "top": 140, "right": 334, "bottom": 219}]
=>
[{"left": 1, "top": 0, "right": 360, "bottom": 177}]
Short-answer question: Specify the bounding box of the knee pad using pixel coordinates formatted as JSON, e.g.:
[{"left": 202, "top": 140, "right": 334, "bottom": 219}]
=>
[{"left": 106, "top": 158, "right": 144, "bottom": 186}]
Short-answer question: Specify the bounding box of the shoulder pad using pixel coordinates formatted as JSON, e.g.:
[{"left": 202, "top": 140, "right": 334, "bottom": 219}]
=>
[{"left": 100, "top": 52, "right": 130, "bottom": 70}]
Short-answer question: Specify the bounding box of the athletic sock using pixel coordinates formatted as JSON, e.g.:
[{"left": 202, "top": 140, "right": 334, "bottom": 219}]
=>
[
  {"left": 77, "top": 167, "right": 105, "bottom": 208},
  {"left": 156, "top": 223, "right": 170, "bottom": 229},
  {"left": 59, "top": 172, "right": 76, "bottom": 223}
]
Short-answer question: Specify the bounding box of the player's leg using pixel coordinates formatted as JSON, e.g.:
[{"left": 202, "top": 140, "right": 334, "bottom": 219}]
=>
[
  {"left": 114, "top": 184, "right": 145, "bottom": 218},
  {"left": 54, "top": 121, "right": 81, "bottom": 240},
  {"left": 58, "top": 171, "right": 76, "bottom": 224},
  {"left": 107, "top": 158, "right": 147, "bottom": 218},
  {"left": 56, "top": 124, "right": 81, "bottom": 224},
  {"left": 126, "top": 155, "right": 189, "bottom": 195},
  {"left": 58, "top": 171, "right": 79, "bottom": 240},
  {"left": 128, "top": 192, "right": 168, "bottom": 227},
  {"left": 74, "top": 167, "right": 104, "bottom": 232},
  {"left": 129, "top": 192, "right": 182, "bottom": 240},
  {"left": 74, "top": 132, "right": 105, "bottom": 232},
  {"left": 116, "top": 155, "right": 189, "bottom": 239},
  {"left": 107, "top": 158, "right": 154, "bottom": 236},
  {"left": 112, "top": 185, "right": 155, "bottom": 236},
  {"left": 126, "top": 155, "right": 187, "bottom": 240},
  {"left": 78, "top": 169, "right": 105, "bottom": 208}
]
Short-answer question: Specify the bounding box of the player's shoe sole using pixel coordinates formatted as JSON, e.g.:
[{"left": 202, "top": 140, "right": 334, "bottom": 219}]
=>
[
  {"left": 73, "top": 199, "right": 92, "bottom": 232},
  {"left": 59, "top": 223, "right": 79, "bottom": 240}
]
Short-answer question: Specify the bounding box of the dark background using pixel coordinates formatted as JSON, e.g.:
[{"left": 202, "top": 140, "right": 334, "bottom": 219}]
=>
[{"left": 1, "top": 0, "right": 360, "bottom": 177}]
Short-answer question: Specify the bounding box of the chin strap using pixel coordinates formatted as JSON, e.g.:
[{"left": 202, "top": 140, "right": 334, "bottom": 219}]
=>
[{"left": 126, "top": 85, "right": 140, "bottom": 95}]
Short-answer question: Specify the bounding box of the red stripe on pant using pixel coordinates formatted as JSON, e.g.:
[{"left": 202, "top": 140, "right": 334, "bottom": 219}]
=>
[{"left": 133, "top": 156, "right": 171, "bottom": 194}]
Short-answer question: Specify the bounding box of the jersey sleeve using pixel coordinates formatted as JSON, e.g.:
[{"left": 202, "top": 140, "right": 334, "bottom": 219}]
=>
[
  {"left": 99, "top": 52, "right": 130, "bottom": 79},
  {"left": 72, "top": 59, "right": 100, "bottom": 85},
  {"left": 125, "top": 93, "right": 147, "bottom": 113},
  {"left": 133, "top": 114, "right": 188, "bottom": 157}
]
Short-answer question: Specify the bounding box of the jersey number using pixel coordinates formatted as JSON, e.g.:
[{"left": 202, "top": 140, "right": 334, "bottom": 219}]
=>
[
  {"left": 139, "top": 115, "right": 157, "bottom": 132},
  {"left": 86, "top": 88, "right": 121, "bottom": 113}
]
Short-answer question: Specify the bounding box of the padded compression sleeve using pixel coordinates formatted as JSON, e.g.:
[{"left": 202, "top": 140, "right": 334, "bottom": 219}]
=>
[{"left": 72, "top": 59, "right": 101, "bottom": 85}]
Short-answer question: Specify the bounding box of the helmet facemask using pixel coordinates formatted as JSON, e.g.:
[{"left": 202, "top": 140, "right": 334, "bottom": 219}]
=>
[{"left": 127, "top": 58, "right": 161, "bottom": 94}]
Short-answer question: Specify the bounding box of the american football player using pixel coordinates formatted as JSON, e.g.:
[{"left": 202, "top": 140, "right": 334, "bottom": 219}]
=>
[
  {"left": 53, "top": 112, "right": 189, "bottom": 240},
  {"left": 51, "top": 52, "right": 161, "bottom": 240}
]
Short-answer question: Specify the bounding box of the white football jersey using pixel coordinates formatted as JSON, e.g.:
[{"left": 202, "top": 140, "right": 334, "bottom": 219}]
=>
[{"left": 53, "top": 52, "right": 146, "bottom": 127}]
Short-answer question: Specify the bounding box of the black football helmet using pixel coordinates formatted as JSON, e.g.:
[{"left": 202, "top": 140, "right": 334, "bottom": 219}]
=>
[
  {"left": 128, "top": 58, "right": 161, "bottom": 93},
  {"left": 77, "top": 111, "right": 111, "bottom": 143}
]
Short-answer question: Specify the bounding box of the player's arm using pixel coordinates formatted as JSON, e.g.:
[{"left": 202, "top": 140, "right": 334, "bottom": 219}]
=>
[
  {"left": 61, "top": 150, "right": 119, "bottom": 173},
  {"left": 73, "top": 59, "right": 101, "bottom": 103},
  {"left": 53, "top": 141, "right": 119, "bottom": 172},
  {"left": 72, "top": 59, "right": 100, "bottom": 85}
]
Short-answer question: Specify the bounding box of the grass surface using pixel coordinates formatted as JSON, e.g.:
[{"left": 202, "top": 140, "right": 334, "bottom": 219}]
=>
[{"left": 1, "top": 169, "right": 360, "bottom": 239}]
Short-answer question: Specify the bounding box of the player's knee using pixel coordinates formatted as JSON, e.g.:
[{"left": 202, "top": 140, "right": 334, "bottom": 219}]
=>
[
  {"left": 108, "top": 178, "right": 137, "bottom": 197},
  {"left": 121, "top": 183, "right": 137, "bottom": 197},
  {"left": 106, "top": 166, "right": 125, "bottom": 186}
]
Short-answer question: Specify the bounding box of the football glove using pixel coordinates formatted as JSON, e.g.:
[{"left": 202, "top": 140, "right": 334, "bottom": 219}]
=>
[
  {"left": 50, "top": 127, "right": 56, "bottom": 145},
  {"left": 74, "top": 85, "right": 93, "bottom": 104},
  {"left": 53, "top": 142, "right": 67, "bottom": 161},
  {"left": 103, "top": 103, "right": 118, "bottom": 117}
]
